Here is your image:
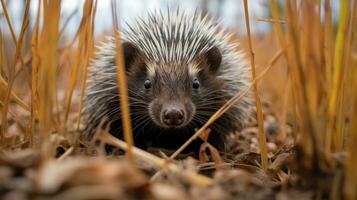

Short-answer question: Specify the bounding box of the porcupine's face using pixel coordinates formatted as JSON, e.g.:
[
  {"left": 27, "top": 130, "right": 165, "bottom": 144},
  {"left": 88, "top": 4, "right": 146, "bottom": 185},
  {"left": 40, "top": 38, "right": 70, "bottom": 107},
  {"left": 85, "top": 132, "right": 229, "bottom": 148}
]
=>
[{"left": 123, "top": 42, "right": 223, "bottom": 130}]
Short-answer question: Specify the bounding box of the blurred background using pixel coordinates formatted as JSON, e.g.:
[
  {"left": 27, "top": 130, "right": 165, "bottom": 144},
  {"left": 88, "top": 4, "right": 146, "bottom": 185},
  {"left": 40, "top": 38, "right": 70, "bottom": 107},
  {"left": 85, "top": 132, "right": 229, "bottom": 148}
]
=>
[{"left": 2, "top": 0, "right": 341, "bottom": 36}]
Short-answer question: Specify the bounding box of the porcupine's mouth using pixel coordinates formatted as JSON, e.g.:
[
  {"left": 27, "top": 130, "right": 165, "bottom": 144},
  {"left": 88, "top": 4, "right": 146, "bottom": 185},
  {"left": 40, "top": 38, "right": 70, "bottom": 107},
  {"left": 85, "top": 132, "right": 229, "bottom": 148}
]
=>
[
  {"left": 150, "top": 111, "right": 191, "bottom": 129},
  {"left": 148, "top": 101, "right": 195, "bottom": 129}
]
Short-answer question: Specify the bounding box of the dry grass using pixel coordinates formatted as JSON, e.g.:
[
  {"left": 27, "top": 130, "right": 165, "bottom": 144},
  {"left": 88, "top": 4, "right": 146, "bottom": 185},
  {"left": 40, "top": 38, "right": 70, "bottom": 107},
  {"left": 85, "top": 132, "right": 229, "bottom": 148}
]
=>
[
  {"left": 111, "top": 0, "right": 135, "bottom": 164},
  {"left": 0, "top": 0, "right": 356, "bottom": 199},
  {"left": 243, "top": 0, "right": 268, "bottom": 170}
]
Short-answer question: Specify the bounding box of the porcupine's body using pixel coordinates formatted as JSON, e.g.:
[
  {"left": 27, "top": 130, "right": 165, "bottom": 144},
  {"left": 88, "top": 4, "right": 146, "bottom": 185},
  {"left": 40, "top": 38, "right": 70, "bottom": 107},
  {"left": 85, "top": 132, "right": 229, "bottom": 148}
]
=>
[{"left": 81, "top": 10, "right": 253, "bottom": 153}]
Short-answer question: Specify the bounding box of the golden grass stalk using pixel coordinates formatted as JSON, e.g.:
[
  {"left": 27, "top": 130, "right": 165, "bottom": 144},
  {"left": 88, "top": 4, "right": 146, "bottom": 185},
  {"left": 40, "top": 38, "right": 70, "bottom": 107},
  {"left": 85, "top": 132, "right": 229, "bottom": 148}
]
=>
[
  {"left": 278, "top": 78, "right": 291, "bottom": 141},
  {"left": 0, "top": 0, "right": 31, "bottom": 86},
  {"left": 270, "top": 0, "right": 298, "bottom": 139},
  {"left": 0, "top": 0, "right": 19, "bottom": 47},
  {"left": 0, "top": 0, "right": 31, "bottom": 145},
  {"left": 243, "top": 0, "right": 268, "bottom": 170},
  {"left": 99, "top": 131, "right": 214, "bottom": 186},
  {"left": 326, "top": 0, "right": 349, "bottom": 154},
  {"left": 284, "top": 1, "right": 325, "bottom": 171},
  {"left": 76, "top": 0, "right": 98, "bottom": 131},
  {"left": 345, "top": 59, "right": 357, "bottom": 200},
  {"left": 30, "top": 0, "right": 42, "bottom": 147},
  {"left": 37, "top": 0, "right": 61, "bottom": 152},
  {"left": 344, "top": 1, "right": 357, "bottom": 197},
  {"left": 270, "top": 0, "right": 287, "bottom": 49},
  {"left": 345, "top": 108, "right": 357, "bottom": 199},
  {"left": 64, "top": 0, "right": 95, "bottom": 125},
  {"left": 0, "top": 28, "right": 6, "bottom": 74},
  {"left": 335, "top": 0, "right": 356, "bottom": 152},
  {"left": 324, "top": 0, "right": 334, "bottom": 89},
  {"left": 301, "top": 1, "right": 324, "bottom": 119},
  {"left": 111, "top": 0, "right": 135, "bottom": 164}
]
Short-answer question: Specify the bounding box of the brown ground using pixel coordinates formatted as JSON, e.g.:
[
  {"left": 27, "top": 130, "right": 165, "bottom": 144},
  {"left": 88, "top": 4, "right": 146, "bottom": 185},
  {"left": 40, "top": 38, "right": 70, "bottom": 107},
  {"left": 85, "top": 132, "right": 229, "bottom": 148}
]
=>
[{"left": 0, "top": 100, "right": 345, "bottom": 200}]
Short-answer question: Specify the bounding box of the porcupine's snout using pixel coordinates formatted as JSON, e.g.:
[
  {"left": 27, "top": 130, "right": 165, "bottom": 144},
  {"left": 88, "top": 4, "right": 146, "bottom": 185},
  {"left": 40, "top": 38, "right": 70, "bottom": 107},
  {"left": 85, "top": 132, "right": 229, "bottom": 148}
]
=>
[
  {"left": 150, "top": 97, "right": 195, "bottom": 129},
  {"left": 161, "top": 103, "right": 185, "bottom": 127}
]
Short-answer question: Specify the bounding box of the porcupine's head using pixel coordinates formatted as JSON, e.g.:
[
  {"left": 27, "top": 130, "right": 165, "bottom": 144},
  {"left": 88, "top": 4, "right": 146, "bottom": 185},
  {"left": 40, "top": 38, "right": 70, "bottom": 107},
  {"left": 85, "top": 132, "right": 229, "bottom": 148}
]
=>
[{"left": 82, "top": 9, "right": 252, "bottom": 149}]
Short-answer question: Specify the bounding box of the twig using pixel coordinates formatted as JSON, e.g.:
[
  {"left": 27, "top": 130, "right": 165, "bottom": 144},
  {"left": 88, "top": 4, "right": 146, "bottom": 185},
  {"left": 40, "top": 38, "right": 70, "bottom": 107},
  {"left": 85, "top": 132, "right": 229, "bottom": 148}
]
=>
[
  {"left": 98, "top": 131, "right": 214, "bottom": 186},
  {"left": 256, "top": 18, "right": 287, "bottom": 24},
  {"left": 57, "top": 146, "right": 74, "bottom": 161}
]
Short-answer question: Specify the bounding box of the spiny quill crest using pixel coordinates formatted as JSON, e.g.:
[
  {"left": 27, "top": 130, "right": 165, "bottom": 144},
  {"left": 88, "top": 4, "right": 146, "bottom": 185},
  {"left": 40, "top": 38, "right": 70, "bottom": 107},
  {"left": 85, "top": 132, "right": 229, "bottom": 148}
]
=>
[
  {"left": 82, "top": 9, "right": 254, "bottom": 151},
  {"left": 123, "top": 9, "right": 230, "bottom": 63}
]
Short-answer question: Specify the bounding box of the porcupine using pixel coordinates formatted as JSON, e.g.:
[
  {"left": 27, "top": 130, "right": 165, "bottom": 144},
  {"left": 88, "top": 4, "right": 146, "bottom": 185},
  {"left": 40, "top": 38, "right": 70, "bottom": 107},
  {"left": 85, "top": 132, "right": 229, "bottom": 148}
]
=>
[{"left": 81, "top": 9, "right": 253, "bottom": 153}]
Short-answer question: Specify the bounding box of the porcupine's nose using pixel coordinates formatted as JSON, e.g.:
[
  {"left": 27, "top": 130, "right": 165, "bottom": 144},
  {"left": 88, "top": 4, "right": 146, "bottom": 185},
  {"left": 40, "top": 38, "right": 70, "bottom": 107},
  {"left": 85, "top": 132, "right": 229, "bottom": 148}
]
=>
[{"left": 162, "top": 108, "right": 184, "bottom": 127}]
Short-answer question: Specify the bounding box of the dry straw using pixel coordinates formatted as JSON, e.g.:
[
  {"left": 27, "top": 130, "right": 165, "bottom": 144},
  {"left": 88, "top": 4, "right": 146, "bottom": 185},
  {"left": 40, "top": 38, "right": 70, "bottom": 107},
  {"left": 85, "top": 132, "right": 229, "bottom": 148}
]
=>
[
  {"left": 243, "top": 0, "right": 268, "bottom": 170},
  {"left": 37, "top": 0, "right": 61, "bottom": 157},
  {"left": 111, "top": 0, "right": 135, "bottom": 164},
  {"left": 0, "top": 0, "right": 31, "bottom": 145},
  {"left": 99, "top": 131, "right": 214, "bottom": 186}
]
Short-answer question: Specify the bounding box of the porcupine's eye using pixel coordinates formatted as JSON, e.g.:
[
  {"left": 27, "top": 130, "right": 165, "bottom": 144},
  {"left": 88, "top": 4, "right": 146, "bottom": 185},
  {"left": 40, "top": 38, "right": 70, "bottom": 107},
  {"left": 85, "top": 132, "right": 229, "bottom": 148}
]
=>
[
  {"left": 192, "top": 78, "right": 200, "bottom": 89},
  {"left": 144, "top": 79, "right": 152, "bottom": 89}
]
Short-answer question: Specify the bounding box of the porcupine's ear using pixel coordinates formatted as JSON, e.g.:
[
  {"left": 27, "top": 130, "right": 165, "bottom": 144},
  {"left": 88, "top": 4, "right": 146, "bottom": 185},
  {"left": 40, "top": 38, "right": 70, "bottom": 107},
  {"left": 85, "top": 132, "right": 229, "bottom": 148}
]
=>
[
  {"left": 200, "top": 46, "right": 222, "bottom": 74},
  {"left": 122, "top": 42, "right": 144, "bottom": 71}
]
